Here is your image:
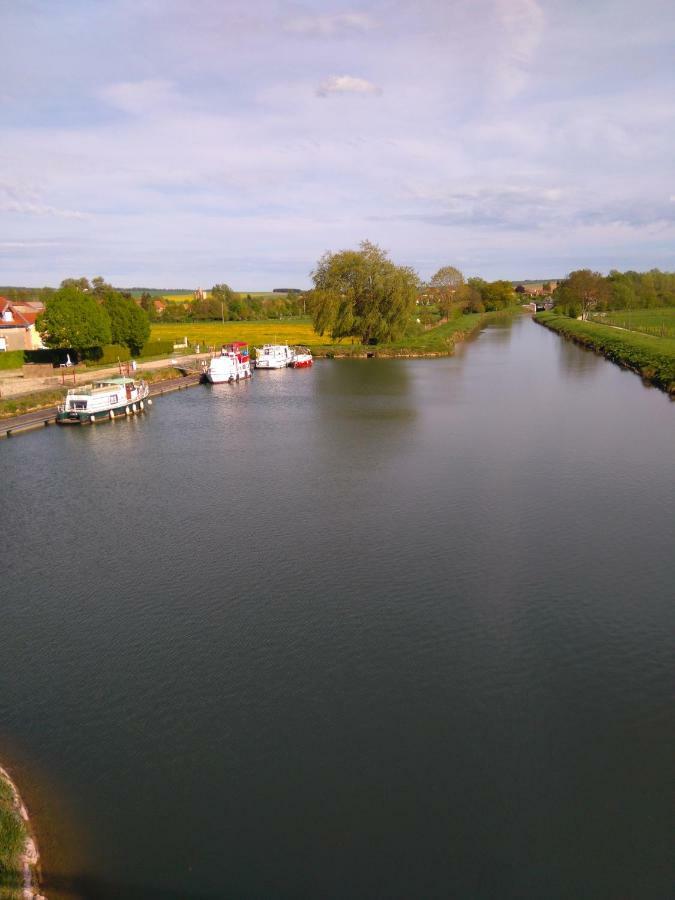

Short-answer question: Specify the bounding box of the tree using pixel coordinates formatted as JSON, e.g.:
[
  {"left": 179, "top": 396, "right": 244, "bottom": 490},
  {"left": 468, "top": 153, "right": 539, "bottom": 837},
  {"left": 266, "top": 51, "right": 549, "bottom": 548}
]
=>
[
  {"left": 310, "top": 241, "right": 419, "bottom": 344},
  {"left": 102, "top": 293, "right": 150, "bottom": 354},
  {"left": 561, "top": 270, "right": 609, "bottom": 320},
  {"left": 60, "top": 276, "right": 91, "bottom": 293},
  {"left": 37, "top": 285, "right": 111, "bottom": 352},
  {"left": 428, "top": 265, "right": 465, "bottom": 316}
]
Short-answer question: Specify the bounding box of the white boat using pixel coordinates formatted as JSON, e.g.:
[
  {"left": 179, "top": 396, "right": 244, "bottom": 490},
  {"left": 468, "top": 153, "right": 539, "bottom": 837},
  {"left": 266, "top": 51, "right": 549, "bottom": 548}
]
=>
[
  {"left": 56, "top": 376, "right": 150, "bottom": 424},
  {"left": 254, "top": 344, "right": 294, "bottom": 369},
  {"left": 204, "top": 342, "right": 252, "bottom": 383}
]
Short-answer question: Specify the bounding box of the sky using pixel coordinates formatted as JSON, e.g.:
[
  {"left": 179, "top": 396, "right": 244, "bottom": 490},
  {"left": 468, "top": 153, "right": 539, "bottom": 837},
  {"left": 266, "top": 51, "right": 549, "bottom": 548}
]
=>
[{"left": 1, "top": 0, "right": 674, "bottom": 289}]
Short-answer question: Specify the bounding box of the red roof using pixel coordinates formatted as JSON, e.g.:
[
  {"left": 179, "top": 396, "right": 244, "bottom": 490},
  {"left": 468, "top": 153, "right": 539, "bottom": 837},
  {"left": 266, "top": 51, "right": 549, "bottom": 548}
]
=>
[{"left": 0, "top": 297, "right": 37, "bottom": 328}]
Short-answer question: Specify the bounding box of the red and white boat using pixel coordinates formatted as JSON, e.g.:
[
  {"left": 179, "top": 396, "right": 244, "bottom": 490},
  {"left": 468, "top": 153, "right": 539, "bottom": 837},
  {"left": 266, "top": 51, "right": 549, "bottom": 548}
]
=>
[
  {"left": 290, "top": 349, "right": 313, "bottom": 368},
  {"left": 204, "top": 342, "right": 252, "bottom": 383}
]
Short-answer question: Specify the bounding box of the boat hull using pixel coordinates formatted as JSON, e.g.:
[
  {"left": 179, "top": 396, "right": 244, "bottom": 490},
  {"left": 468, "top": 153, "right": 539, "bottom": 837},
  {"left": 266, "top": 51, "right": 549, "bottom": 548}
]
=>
[
  {"left": 56, "top": 398, "right": 149, "bottom": 425},
  {"left": 205, "top": 371, "right": 252, "bottom": 384},
  {"left": 290, "top": 359, "right": 313, "bottom": 368}
]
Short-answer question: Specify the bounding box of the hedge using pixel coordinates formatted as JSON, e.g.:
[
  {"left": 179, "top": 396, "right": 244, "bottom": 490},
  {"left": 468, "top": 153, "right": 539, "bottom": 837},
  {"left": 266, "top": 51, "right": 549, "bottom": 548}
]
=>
[
  {"left": 0, "top": 350, "right": 25, "bottom": 370},
  {"left": 137, "top": 339, "right": 175, "bottom": 358},
  {"left": 82, "top": 344, "right": 131, "bottom": 365}
]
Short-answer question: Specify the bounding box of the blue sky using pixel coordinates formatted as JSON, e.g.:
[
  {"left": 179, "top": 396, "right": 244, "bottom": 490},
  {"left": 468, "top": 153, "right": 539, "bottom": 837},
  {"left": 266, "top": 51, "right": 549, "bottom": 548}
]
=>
[{"left": 1, "top": 0, "right": 674, "bottom": 288}]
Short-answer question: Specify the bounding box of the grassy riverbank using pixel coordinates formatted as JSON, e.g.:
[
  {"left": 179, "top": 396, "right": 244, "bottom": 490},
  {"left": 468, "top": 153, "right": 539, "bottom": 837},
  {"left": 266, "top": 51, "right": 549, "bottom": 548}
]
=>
[
  {"left": 535, "top": 312, "right": 675, "bottom": 394},
  {"left": 150, "top": 309, "right": 520, "bottom": 357},
  {"left": 0, "top": 770, "right": 29, "bottom": 898}
]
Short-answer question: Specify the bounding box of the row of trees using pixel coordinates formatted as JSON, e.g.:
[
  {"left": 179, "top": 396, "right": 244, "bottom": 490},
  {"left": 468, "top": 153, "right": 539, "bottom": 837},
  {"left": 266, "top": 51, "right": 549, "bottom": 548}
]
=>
[
  {"left": 140, "top": 285, "right": 306, "bottom": 322},
  {"left": 426, "top": 266, "right": 515, "bottom": 316},
  {"left": 309, "top": 243, "right": 518, "bottom": 345},
  {"left": 37, "top": 278, "right": 150, "bottom": 355},
  {"left": 553, "top": 269, "right": 675, "bottom": 319}
]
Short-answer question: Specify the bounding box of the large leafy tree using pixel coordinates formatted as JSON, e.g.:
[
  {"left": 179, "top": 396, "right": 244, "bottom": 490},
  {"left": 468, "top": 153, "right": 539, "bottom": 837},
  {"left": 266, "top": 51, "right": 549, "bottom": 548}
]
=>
[
  {"left": 37, "top": 285, "right": 112, "bottom": 352},
  {"left": 558, "top": 270, "right": 609, "bottom": 319},
  {"left": 428, "top": 265, "right": 465, "bottom": 316},
  {"left": 102, "top": 293, "right": 150, "bottom": 354},
  {"left": 310, "top": 241, "right": 419, "bottom": 344}
]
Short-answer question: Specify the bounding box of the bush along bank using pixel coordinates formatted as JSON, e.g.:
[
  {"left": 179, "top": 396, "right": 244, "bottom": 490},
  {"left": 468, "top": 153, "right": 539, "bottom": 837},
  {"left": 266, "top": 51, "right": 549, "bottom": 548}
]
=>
[
  {"left": 0, "top": 766, "right": 43, "bottom": 899},
  {"left": 535, "top": 312, "right": 675, "bottom": 395}
]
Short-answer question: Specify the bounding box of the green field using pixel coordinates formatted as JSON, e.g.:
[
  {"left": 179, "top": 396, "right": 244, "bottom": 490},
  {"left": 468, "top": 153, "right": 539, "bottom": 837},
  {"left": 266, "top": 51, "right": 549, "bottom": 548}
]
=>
[
  {"left": 150, "top": 311, "right": 517, "bottom": 357},
  {"left": 149, "top": 291, "right": 290, "bottom": 303},
  {"left": 536, "top": 312, "right": 675, "bottom": 393},
  {"left": 150, "top": 319, "right": 321, "bottom": 349},
  {"left": 589, "top": 307, "right": 675, "bottom": 339}
]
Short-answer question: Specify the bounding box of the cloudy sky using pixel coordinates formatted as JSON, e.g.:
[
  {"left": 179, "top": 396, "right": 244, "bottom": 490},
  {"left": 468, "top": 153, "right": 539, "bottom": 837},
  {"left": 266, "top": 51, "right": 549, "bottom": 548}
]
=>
[{"left": 1, "top": 0, "right": 674, "bottom": 288}]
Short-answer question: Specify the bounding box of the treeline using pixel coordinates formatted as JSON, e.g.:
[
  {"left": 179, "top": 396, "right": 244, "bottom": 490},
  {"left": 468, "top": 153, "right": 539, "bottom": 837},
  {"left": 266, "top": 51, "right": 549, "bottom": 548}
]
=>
[
  {"left": 420, "top": 266, "right": 516, "bottom": 319},
  {"left": 143, "top": 285, "right": 306, "bottom": 322},
  {"left": 554, "top": 269, "right": 675, "bottom": 318},
  {"left": 309, "top": 245, "right": 519, "bottom": 346},
  {"left": 38, "top": 277, "right": 150, "bottom": 356}
]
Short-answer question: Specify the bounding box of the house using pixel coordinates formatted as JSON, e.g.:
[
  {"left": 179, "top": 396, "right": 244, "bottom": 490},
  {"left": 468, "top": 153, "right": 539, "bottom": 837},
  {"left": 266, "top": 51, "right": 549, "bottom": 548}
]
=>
[
  {"left": 0, "top": 298, "right": 45, "bottom": 351},
  {"left": 153, "top": 299, "right": 167, "bottom": 316}
]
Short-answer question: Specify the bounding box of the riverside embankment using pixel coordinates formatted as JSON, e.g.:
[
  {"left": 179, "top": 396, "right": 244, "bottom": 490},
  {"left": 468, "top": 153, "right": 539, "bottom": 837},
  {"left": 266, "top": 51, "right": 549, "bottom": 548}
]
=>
[
  {"left": 535, "top": 312, "right": 675, "bottom": 395},
  {"left": 0, "top": 310, "right": 520, "bottom": 431},
  {"left": 0, "top": 766, "right": 43, "bottom": 899}
]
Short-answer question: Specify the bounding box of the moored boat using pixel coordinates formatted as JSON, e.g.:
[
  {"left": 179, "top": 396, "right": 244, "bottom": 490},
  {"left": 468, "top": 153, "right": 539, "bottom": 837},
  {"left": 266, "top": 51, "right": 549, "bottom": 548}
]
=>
[
  {"left": 56, "top": 376, "right": 150, "bottom": 424},
  {"left": 289, "top": 348, "right": 313, "bottom": 368},
  {"left": 254, "top": 344, "right": 294, "bottom": 369},
  {"left": 204, "top": 342, "right": 252, "bottom": 383}
]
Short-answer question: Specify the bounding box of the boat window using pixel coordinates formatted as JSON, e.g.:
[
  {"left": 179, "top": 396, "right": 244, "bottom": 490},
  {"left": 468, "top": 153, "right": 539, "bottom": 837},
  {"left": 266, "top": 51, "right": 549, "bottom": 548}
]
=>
[
  {"left": 70, "top": 401, "right": 88, "bottom": 410},
  {"left": 109, "top": 394, "right": 118, "bottom": 404}
]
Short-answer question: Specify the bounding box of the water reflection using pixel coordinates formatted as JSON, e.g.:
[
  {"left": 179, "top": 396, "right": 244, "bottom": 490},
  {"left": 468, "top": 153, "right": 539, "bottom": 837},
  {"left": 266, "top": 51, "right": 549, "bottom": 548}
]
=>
[
  {"left": 555, "top": 331, "right": 604, "bottom": 381},
  {"left": 2, "top": 317, "right": 674, "bottom": 900}
]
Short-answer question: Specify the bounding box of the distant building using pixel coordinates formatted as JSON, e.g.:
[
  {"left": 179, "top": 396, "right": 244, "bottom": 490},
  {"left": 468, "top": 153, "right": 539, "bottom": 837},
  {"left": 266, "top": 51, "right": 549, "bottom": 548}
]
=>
[
  {"left": 194, "top": 287, "right": 207, "bottom": 301},
  {"left": 515, "top": 282, "right": 559, "bottom": 297},
  {"left": 153, "top": 299, "right": 168, "bottom": 315},
  {"left": 0, "top": 298, "right": 45, "bottom": 351}
]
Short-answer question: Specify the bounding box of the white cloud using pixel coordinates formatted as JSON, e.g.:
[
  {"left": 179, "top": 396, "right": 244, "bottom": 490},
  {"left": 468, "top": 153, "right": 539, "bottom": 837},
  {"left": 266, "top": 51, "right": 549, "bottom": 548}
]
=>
[
  {"left": 0, "top": 182, "right": 88, "bottom": 219},
  {"left": 98, "top": 79, "right": 177, "bottom": 116},
  {"left": 493, "top": 0, "right": 544, "bottom": 99},
  {"left": 316, "top": 75, "right": 382, "bottom": 97},
  {"left": 285, "top": 12, "right": 377, "bottom": 37}
]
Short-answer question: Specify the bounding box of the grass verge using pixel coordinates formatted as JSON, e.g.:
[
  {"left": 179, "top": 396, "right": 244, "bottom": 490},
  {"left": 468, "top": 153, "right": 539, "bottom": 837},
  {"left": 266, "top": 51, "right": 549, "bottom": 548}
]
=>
[
  {"left": 0, "top": 772, "right": 27, "bottom": 899},
  {"left": 536, "top": 312, "right": 675, "bottom": 394},
  {"left": 0, "top": 388, "right": 66, "bottom": 420}
]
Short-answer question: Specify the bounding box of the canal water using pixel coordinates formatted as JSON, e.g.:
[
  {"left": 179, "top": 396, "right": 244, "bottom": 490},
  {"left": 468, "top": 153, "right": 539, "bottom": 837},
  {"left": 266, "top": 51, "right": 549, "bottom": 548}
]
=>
[{"left": 2, "top": 316, "right": 673, "bottom": 899}]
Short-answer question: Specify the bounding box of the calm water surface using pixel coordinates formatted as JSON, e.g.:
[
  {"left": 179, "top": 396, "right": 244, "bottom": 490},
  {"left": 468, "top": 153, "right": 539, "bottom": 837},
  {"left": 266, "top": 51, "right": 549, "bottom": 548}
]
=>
[{"left": 2, "top": 317, "right": 674, "bottom": 899}]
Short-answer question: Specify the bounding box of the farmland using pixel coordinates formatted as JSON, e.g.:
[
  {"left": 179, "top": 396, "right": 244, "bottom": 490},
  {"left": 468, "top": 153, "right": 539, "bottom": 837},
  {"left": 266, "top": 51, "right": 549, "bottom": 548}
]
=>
[
  {"left": 150, "top": 319, "right": 321, "bottom": 350},
  {"left": 589, "top": 307, "right": 675, "bottom": 339}
]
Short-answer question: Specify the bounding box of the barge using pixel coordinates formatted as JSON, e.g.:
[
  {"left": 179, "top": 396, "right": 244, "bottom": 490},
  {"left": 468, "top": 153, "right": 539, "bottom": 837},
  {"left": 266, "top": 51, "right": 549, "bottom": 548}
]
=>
[{"left": 56, "top": 376, "right": 150, "bottom": 424}]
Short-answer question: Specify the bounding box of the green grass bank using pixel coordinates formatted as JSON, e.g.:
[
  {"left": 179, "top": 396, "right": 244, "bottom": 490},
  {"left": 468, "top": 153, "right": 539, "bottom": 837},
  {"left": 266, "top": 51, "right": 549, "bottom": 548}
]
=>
[
  {"left": 589, "top": 307, "right": 675, "bottom": 339},
  {"left": 150, "top": 309, "right": 520, "bottom": 358},
  {"left": 0, "top": 767, "right": 37, "bottom": 899},
  {"left": 535, "top": 312, "right": 675, "bottom": 394}
]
